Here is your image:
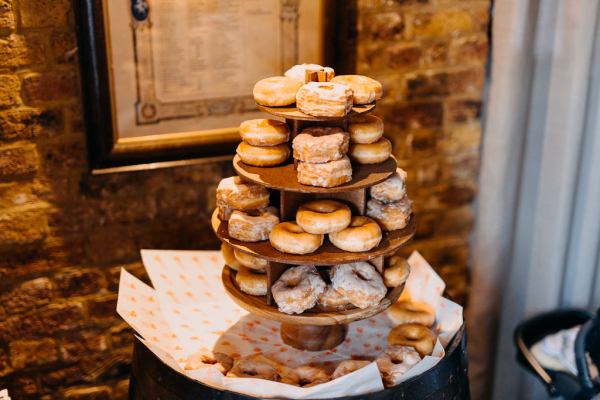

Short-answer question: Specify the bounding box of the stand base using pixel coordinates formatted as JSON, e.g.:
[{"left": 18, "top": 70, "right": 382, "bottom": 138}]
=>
[{"left": 280, "top": 323, "right": 347, "bottom": 351}]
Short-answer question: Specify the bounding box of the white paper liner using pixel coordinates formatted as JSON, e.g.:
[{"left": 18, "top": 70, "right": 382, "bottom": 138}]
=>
[{"left": 117, "top": 250, "right": 463, "bottom": 398}]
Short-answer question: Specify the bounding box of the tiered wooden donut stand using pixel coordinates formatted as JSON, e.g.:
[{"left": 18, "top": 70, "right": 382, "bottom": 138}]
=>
[{"left": 212, "top": 95, "right": 416, "bottom": 352}]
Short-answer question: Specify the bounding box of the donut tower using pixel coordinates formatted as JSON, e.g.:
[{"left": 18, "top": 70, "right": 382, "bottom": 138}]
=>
[{"left": 211, "top": 68, "right": 416, "bottom": 351}]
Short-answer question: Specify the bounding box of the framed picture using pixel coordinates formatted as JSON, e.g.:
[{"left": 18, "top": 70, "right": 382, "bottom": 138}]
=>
[{"left": 75, "top": 0, "right": 333, "bottom": 173}]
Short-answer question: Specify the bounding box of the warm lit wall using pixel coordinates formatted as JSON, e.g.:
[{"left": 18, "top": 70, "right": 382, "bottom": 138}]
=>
[{"left": 0, "top": 0, "right": 488, "bottom": 398}]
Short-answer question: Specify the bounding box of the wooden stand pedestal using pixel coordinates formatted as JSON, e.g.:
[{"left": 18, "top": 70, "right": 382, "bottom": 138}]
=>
[{"left": 280, "top": 323, "right": 347, "bottom": 351}]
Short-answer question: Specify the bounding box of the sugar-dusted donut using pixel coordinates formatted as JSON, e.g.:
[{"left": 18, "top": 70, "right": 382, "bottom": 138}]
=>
[
  {"left": 296, "top": 199, "right": 351, "bottom": 234},
  {"left": 366, "top": 197, "right": 412, "bottom": 231},
  {"left": 216, "top": 176, "right": 270, "bottom": 211},
  {"left": 329, "top": 216, "right": 382, "bottom": 252},
  {"left": 317, "top": 285, "right": 351, "bottom": 311},
  {"left": 227, "top": 354, "right": 281, "bottom": 381},
  {"left": 235, "top": 266, "right": 267, "bottom": 296},
  {"left": 283, "top": 365, "right": 331, "bottom": 387},
  {"left": 284, "top": 63, "right": 335, "bottom": 84},
  {"left": 269, "top": 221, "right": 323, "bottom": 254},
  {"left": 376, "top": 345, "right": 421, "bottom": 387},
  {"left": 218, "top": 204, "right": 234, "bottom": 221},
  {"left": 348, "top": 137, "right": 392, "bottom": 164},
  {"left": 253, "top": 76, "right": 302, "bottom": 107},
  {"left": 388, "top": 323, "right": 437, "bottom": 357},
  {"left": 292, "top": 127, "right": 349, "bottom": 163},
  {"left": 331, "top": 262, "right": 387, "bottom": 309},
  {"left": 297, "top": 156, "right": 353, "bottom": 188},
  {"left": 271, "top": 265, "right": 326, "bottom": 314},
  {"left": 296, "top": 81, "right": 353, "bottom": 117},
  {"left": 236, "top": 141, "right": 290, "bottom": 167},
  {"left": 331, "top": 360, "right": 371, "bottom": 379},
  {"left": 348, "top": 114, "right": 384, "bottom": 144},
  {"left": 228, "top": 207, "right": 279, "bottom": 242},
  {"left": 233, "top": 248, "right": 268, "bottom": 271},
  {"left": 369, "top": 168, "right": 408, "bottom": 203},
  {"left": 383, "top": 255, "right": 410, "bottom": 287},
  {"left": 388, "top": 300, "right": 435, "bottom": 327},
  {"left": 331, "top": 75, "right": 383, "bottom": 104},
  {"left": 221, "top": 242, "right": 241, "bottom": 271},
  {"left": 239, "top": 119, "right": 290, "bottom": 146},
  {"left": 184, "top": 351, "right": 234, "bottom": 374}
]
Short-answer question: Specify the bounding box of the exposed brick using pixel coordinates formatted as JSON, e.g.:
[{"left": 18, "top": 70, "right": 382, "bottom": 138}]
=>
[
  {"left": 44, "top": 301, "right": 85, "bottom": 332},
  {"left": 385, "top": 43, "right": 421, "bottom": 69},
  {"left": 63, "top": 386, "right": 112, "bottom": 400},
  {"left": 9, "top": 338, "right": 59, "bottom": 368},
  {"left": 362, "top": 12, "right": 404, "bottom": 41},
  {"left": 2, "top": 277, "right": 53, "bottom": 313},
  {"left": 0, "top": 348, "right": 12, "bottom": 377},
  {"left": 409, "top": 9, "right": 475, "bottom": 38},
  {"left": 439, "top": 122, "right": 481, "bottom": 154},
  {"left": 39, "top": 137, "right": 87, "bottom": 173},
  {"left": 0, "top": 205, "right": 48, "bottom": 249},
  {"left": 389, "top": 102, "right": 443, "bottom": 129},
  {"left": 109, "top": 323, "right": 133, "bottom": 349},
  {"left": 42, "top": 365, "right": 85, "bottom": 389},
  {"left": 60, "top": 330, "right": 109, "bottom": 363},
  {"left": 0, "top": 0, "right": 15, "bottom": 31},
  {"left": 87, "top": 294, "right": 118, "bottom": 323},
  {"left": 404, "top": 68, "right": 484, "bottom": 99},
  {"left": 449, "top": 35, "right": 489, "bottom": 65},
  {"left": 100, "top": 195, "right": 158, "bottom": 225},
  {"left": 85, "top": 230, "right": 138, "bottom": 265},
  {"left": 0, "top": 34, "right": 46, "bottom": 68},
  {"left": 0, "top": 75, "right": 20, "bottom": 107},
  {"left": 447, "top": 98, "right": 482, "bottom": 123},
  {"left": 5, "top": 374, "right": 39, "bottom": 398},
  {"left": 407, "top": 128, "right": 439, "bottom": 156},
  {"left": 19, "top": 0, "right": 71, "bottom": 28},
  {"left": 113, "top": 380, "right": 129, "bottom": 400},
  {"left": 0, "top": 313, "right": 45, "bottom": 341},
  {"left": 50, "top": 31, "right": 78, "bottom": 64},
  {"left": 21, "top": 71, "right": 78, "bottom": 105},
  {"left": 0, "top": 107, "right": 62, "bottom": 140},
  {"left": 55, "top": 268, "right": 104, "bottom": 297},
  {"left": 0, "top": 143, "right": 38, "bottom": 178},
  {"left": 0, "top": 180, "right": 46, "bottom": 208}
]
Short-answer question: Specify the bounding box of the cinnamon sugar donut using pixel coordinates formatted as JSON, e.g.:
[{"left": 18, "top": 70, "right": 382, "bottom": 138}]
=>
[
  {"left": 233, "top": 248, "right": 268, "bottom": 271},
  {"left": 216, "top": 176, "right": 270, "bottom": 212},
  {"left": 317, "top": 285, "right": 351, "bottom": 311},
  {"left": 253, "top": 76, "right": 302, "bottom": 107},
  {"left": 271, "top": 265, "right": 326, "bottom": 314},
  {"left": 292, "top": 127, "right": 349, "bottom": 163},
  {"left": 331, "top": 75, "right": 383, "bottom": 104},
  {"left": 297, "top": 156, "right": 353, "bottom": 188},
  {"left": 331, "top": 262, "right": 387, "bottom": 309},
  {"left": 221, "top": 242, "right": 241, "bottom": 271},
  {"left": 228, "top": 207, "right": 279, "bottom": 242},
  {"left": 388, "top": 300, "right": 435, "bottom": 327},
  {"left": 376, "top": 345, "right": 421, "bottom": 387},
  {"left": 331, "top": 360, "right": 371, "bottom": 379},
  {"left": 269, "top": 222, "right": 323, "bottom": 254},
  {"left": 283, "top": 365, "right": 331, "bottom": 387},
  {"left": 329, "top": 216, "right": 382, "bottom": 252},
  {"left": 227, "top": 354, "right": 281, "bottom": 381},
  {"left": 235, "top": 266, "right": 267, "bottom": 296},
  {"left": 296, "top": 82, "right": 353, "bottom": 117},
  {"left": 370, "top": 168, "right": 408, "bottom": 203},
  {"left": 239, "top": 119, "right": 290, "bottom": 146},
  {"left": 348, "top": 114, "right": 384, "bottom": 144},
  {"left": 388, "top": 323, "right": 437, "bottom": 357},
  {"left": 236, "top": 141, "right": 290, "bottom": 167},
  {"left": 296, "top": 200, "right": 351, "bottom": 234},
  {"left": 285, "top": 63, "right": 335, "bottom": 84},
  {"left": 348, "top": 137, "right": 392, "bottom": 164},
  {"left": 366, "top": 197, "right": 412, "bottom": 231},
  {"left": 383, "top": 256, "right": 410, "bottom": 287}
]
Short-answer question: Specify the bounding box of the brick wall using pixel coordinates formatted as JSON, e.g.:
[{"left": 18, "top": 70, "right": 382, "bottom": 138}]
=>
[{"left": 0, "top": 0, "right": 488, "bottom": 398}]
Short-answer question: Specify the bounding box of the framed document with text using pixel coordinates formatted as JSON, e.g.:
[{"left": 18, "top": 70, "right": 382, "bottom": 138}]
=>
[{"left": 75, "top": 0, "right": 332, "bottom": 173}]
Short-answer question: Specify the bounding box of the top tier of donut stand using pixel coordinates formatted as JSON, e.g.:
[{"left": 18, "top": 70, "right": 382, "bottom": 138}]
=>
[{"left": 212, "top": 90, "right": 417, "bottom": 351}]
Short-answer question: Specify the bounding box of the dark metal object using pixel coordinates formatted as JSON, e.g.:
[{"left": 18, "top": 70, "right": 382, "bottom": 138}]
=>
[{"left": 129, "top": 325, "right": 469, "bottom": 399}]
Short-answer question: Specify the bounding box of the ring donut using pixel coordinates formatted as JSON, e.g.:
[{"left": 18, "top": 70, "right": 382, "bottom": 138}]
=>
[
  {"left": 317, "top": 285, "right": 351, "bottom": 311},
  {"left": 348, "top": 137, "right": 392, "bottom": 164},
  {"left": 233, "top": 248, "right": 268, "bottom": 271},
  {"left": 269, "top": 222, "right": 324, "bottom": 254},
  {"left": 383, "top": 256, "right": 410, "bottom": 287},
  {"left": 348, "top": 114, "right": 384, "bottom": 144},
  {"left": 376, "top": 345, "right": 421, "bottom": 387},
  {"left": 331, "top": 75, "right": 383, "bottom": 104},
  {"left": 236, "top": 141, "right": 290, "bottom": 167},
  {"left": 388, "top": 323, "right": 437, "bottom": 357},
  {"left": 331, "top": 360, "right": 371, "bottom": 379},
  {"left": 221, "top": 242, "right": 241, "bottom": 271},
  {"left": 329, "top": 216, "right": 382, "bottom": 252},
  {"left": 271, "top": 265, "right": 326, "bottom": 314},
  {"left": 240, "top": 119, "right": 290, "bottom": 146},
  {"left": 369, "top": 168, "right": 407, "bottom": 203},
  {"left": 296, "top": 200, "right": 351, "bottom": 234},
  {"left": 253, "top": 76, "right": 302, "bottom": 107},
  {"left": 227, "top": 354, "right": 281, "bottom": 381},
  {"left": 216, "top": 176, "right": 270, "bottom": 211},
  {"left": 388, "top": 300, "right": 435, "bottom": 327},
  {"left": 366, "top": 197, "right": 412, "bottom": 231},
  {"left": 235, "top": 266, "right": 267, "bottom": 296},
  {"left": 331, "top": 262, "right": 387, "bottom": 309},
  {"left": 282, "top": 365, "right": 331, "bottom": 387},
  {"left": 292, "top": 127, "right": 349, "bottom": 163},
  {"left": 228, "top": 207, "right": 279, "bottom": 242}
]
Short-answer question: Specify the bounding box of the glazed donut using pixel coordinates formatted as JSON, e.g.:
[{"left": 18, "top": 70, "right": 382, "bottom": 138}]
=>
[
  {"left": 228, "top": 207, "right": 279, "bottom": 242},
  {"left": 269, "top": 222, "right": 323, "bottom": 254},
  {"left": 383, "top": 256, "right": 410, "bottom": 287},
  {"left": 348, "top": 114, "right": 384, "bottom": 144},
  {"left": 369, "top": 168, "right": 408, "bottom": 203},
  {"left": 253, "top": 76, "right": 302, "bottom": 107},
  {"left": 331, "top": 262, "right": 387, "bottom": 309},
  {"left": 348, "top": 137, "right": 392, "bottom": 164},
  {"left": 235, "top": 266, "right": 268, "bottom": 296},
  {"left": 227, "top": 354, "right": 281, "bottom": 381},
  {"left": 292, "top": 127, "right": 349, "bottom": 163},
  {"left": 239, "top": 119, "right": 290, "bottom": 146},
  {"left": 376, "top": 345, "right": 421, "bottom": 387},
  {"left": 296, "top": 81, "right": 353, "bottom": 117},
  {"left": 271, "top": 265, "right": 326, "bottom": 314},
  {"left": 331, "top": 360, "right": 371, "bottom": 379},
  {"left": 236, "top": 141, "right": 290, "bottom": 167},
  {"left": 329, "top": 216, "right": 382, "bottom": 252},
  {"left": 233, "top": 248, "right": 268, "bottom": 271},
  {"left": 331, "top": 75, "right": 383, "bottom": 104},
  {"left": 366, "top": 197, "right": 412, "bottom": 231},
  {"left": 216, "top": 176, "right": 270, "bottom": 211},
  {"left": 221, "top": 242, "right": 241, "bottom": 271},
  {"left": 284, "top": 63, "right": 335, "bottom": 84},
  {"left": 388, "top": 300, "right": 435, "bottom": 327},
  {"left": 184, "top": 351, "right": 234, "bottom": 374},
  {"left": 218, "top": 204, "right": 234, "bottom": 221},
  {"left": 296, "top": 200, "right": 351, "bottom": 234},
  {"left": 283, "top": 365, "right": 331, "bottom": 387},
  {"left": 317, "top": 285, "right": 351, "bottom": 311},
  {"left": 388, "top": 323, "right": 437, "bottom": 357},
  {"left": 297, "top": 156, "right": 353, "bottom": 188}
]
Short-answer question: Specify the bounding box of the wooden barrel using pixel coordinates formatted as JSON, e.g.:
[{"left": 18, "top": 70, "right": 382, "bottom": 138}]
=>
[{"left": 129, "top": 325, "right": 469, "bottom": 399}]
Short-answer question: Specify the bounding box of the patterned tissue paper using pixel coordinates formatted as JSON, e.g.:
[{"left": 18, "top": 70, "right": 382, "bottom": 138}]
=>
[{"left": 117, "top": 250, "right": 463, "bottom": 399}]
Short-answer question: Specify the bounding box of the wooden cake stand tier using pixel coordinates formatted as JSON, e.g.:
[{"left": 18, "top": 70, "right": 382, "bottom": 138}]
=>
[{"left": 256, "top": 102, "right": 375, "bottom": 122}]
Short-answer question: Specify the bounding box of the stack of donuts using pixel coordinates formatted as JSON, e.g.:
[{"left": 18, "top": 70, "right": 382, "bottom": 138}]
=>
[
  {"left": 366, "top": 167, "right": 412, "bottom": 231},
  {"left": 236, "top": 119, "right": 291, "bottom": 167},
  {"left": 347, "top": 113, "right": 392, "bottom": 164}
]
